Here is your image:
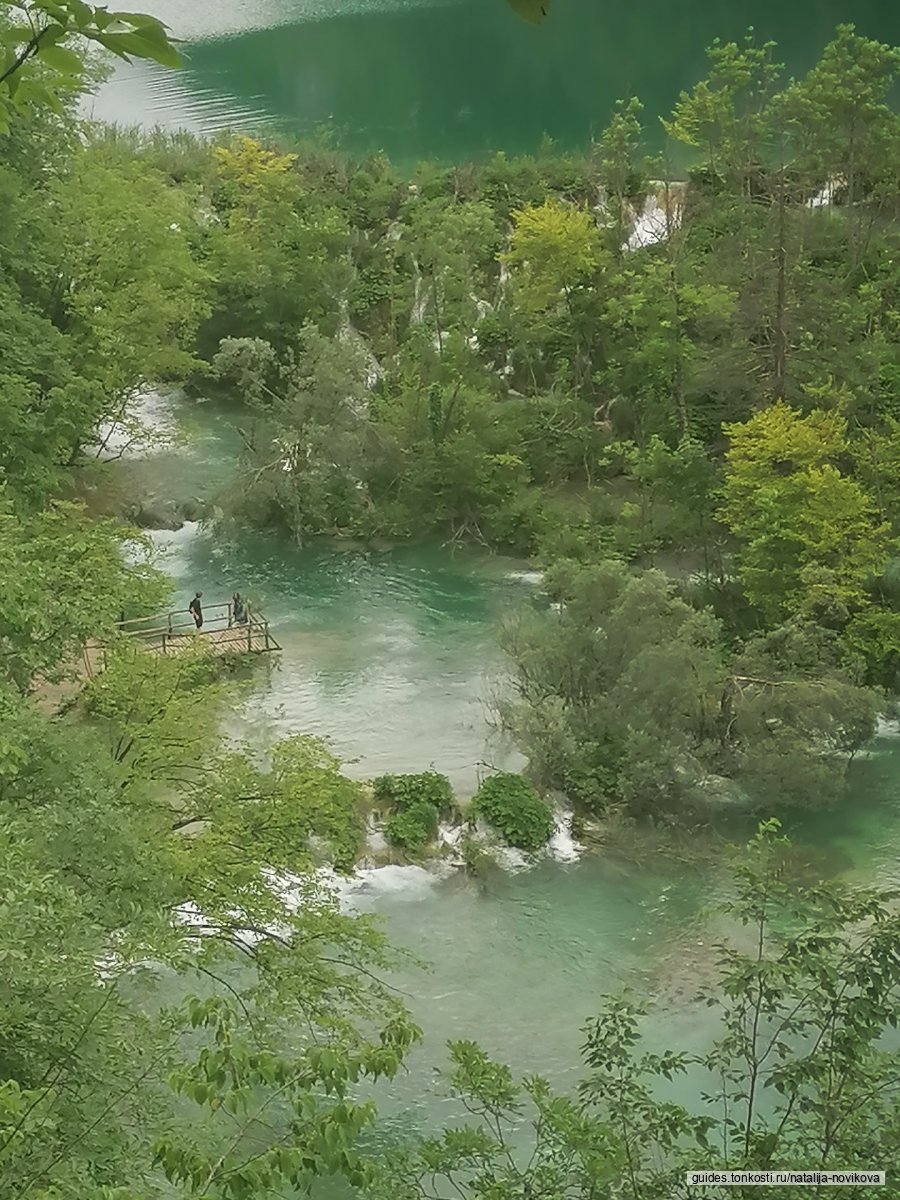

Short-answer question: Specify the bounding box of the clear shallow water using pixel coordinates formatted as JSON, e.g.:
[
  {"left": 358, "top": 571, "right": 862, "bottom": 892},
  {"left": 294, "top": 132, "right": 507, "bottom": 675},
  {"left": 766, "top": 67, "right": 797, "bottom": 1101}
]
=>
[
  {"left": 155, "top": 524, "right": 526, "bottom": 794},
  {"left": 111, "top": 393, "right": 525, "bottom": 794},
  {"left": 118, "top": 394, "right": 900, "bottom": 1125},
  {"left": 86, "top": 0, "right": 900, "bottom": 163},
  {"left": 354, "top": 735, "right": 900, "bottom": 1129}
]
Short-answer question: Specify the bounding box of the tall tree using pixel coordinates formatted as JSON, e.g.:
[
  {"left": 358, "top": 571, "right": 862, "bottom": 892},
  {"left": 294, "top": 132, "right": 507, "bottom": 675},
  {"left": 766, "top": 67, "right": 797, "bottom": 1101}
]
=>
[{"left": 720, "top": 402, "right": 894, "bottom": 625}]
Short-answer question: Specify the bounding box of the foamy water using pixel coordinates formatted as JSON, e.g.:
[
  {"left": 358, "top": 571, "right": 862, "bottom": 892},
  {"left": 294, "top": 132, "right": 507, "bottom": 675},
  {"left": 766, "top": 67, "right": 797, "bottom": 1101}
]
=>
[
  {"left": 91, "top": 388, "right": 180, "bottom": 461},
  {"left": 548, "top": 807, "right": 584, "bottom": 863},
  {"left": 319, "top": 863, "right": 449, "bottom": 912},
  {"left": 626, "top": 183, "right": 685, "bottom": 252}
]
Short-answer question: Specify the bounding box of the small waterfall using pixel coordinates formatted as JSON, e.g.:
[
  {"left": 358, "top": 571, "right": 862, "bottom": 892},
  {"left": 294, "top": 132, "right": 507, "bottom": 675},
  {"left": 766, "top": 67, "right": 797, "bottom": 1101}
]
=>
[
  {"left": 436, "top": 816, "right": 465, "bottom": 864},
  {"left": 91, "top": 386, "right": 178, "bottom": 461},
  {"left": 409, "top": 261, "right": 447, "bottom": 352},
  {"left": 626, "top": 182, "right": 686, "bottom": 251},
  {"left": 318, "top": 863, "right": 447, "bottom": 913},
  {"left": 466, "top": 295, "right": 493, "bottom": 352},
  {"left": 338, "top": 298, "right": 383, "bottom": 391},
  {"left": 172, "top": 898, "right": 285, "bottom": 948},
  {"left": 491, "top": 844, "right": 532, "bottom": 872},
  {"left": 506, "top": 568, "right": 544, "bottom": 585},
  {"left": 410, "top": 262, "right": 428, "bottom": 325},
  {"left": 364, "top": 814, "right": 389, "bottom": 858},
  {"left": 464, "top": 817, "right": 531, "bottom": 872},
  {"left": 548, "top": 806, "right": 584, "bottom": 864},
  {"left": 808, "top": 177, "right": 843, "bottom": 209}
]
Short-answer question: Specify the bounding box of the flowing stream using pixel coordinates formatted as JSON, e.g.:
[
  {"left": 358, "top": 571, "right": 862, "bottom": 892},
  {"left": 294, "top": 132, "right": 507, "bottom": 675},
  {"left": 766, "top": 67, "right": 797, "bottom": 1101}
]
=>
[{"left": 113, "top": 392, "right": 900, "bottom": 1128}]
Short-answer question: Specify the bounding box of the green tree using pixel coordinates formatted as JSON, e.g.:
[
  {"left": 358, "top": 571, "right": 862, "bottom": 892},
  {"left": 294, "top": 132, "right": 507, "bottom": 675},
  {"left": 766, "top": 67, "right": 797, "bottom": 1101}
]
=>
[
  {"left": 596, "top": 97, "right": 646, "bottom": 254},
  {"left": 42, "top": 140, "right": 209, "bottom": 452},
  {"left": 406, "top": 196, "right": 502, "bottom": 354},
  {"left": 499, "top": 559, "right": 726, "bottom": 814},
  {"left": 201, "top": 135, "right": 351, "bottom": 355},
  {"left": 215, "top": 323, "right": 372, "bottom": 541},
  {"left": 0, "top": 1, "right": 179, "bottom": 130},
  {"left": 502, "top": 198, "right": 606, "bottom": 397},
  {"left": 720, "top": 402, "right": 895, "bottom": 624},
  {"left": 784, "top": 26, "right": 900, "bottom": 238},
  {"left": 503, "top": 199, "right": 601, "bottom": 313},
  {"left": 0, "top": 654, "right": 417, "bottom": 1198},
  {"left": 0, "top": 499, "right": 168, "bottom": 693},
  {"left": 500, "top": 560, "right": 878, "bottom": 814},
  {"left": 665, "top": 34, "right": 783, "bottom": 195},
  {"left": 722, "top": 621, "right": 879, "bottom": 806}
]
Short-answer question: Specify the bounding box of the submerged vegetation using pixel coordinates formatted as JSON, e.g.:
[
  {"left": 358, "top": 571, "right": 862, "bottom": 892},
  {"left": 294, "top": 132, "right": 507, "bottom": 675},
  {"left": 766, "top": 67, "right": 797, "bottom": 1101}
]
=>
[{"left": 2, "top": 2, "right": 900, "bottom": 1194}]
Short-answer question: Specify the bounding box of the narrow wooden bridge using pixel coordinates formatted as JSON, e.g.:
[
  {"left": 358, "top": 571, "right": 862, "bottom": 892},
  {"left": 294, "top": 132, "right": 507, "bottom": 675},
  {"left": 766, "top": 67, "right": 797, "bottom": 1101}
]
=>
[
  {"left": 32, "top": 602, "right": 280, "bottom": 715},
  {"left": 117, "top": 600, "right": 281, "bottom": 658}
]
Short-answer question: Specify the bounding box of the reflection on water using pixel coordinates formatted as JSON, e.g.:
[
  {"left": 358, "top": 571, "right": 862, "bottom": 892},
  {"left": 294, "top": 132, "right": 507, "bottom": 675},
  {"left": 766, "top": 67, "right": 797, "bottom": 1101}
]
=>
[{"left": 87, "top": 0, "right": 900, "bottom": 163}]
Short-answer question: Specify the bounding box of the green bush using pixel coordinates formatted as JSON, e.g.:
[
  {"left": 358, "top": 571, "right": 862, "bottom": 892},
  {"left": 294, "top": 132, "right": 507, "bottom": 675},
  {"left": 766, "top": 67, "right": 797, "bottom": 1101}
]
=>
[
  {"left": 384, "top": 800, "right": 440, "bottom": 853},
  {"left": 372, "top": 771, "right": 454, "bottom": 818},
  {"left": 472, "top": 773, "right": 554, "bottom": 852}
]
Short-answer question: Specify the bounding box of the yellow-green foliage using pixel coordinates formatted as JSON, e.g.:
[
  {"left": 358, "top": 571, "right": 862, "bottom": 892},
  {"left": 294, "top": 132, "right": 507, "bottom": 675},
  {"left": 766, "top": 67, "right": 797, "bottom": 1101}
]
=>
[
  {"left": 720, "top": 403, "right": 895, "bottom": 623},
  {"left": 502, "top": 199, "right": 601, "bottom": 309}
]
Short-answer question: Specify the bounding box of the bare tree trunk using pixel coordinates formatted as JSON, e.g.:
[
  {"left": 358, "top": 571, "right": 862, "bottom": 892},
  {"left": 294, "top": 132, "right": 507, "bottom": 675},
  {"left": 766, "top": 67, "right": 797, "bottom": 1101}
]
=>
[
  {"left": 661, "top": 169, "right": 688, "bottom": 438},
  {"left": 772, "top": 144, "right": 788, "bottom": 403}
]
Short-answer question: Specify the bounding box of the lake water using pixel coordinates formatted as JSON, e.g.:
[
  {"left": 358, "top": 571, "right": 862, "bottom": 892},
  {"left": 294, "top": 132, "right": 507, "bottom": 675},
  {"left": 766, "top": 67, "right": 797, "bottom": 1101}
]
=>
[
  {"left": 113, "top": 392, "right": 900, "bottom": 1128},
  {"left": 87, "top": 0, "right": 900, "bottom": 163}
]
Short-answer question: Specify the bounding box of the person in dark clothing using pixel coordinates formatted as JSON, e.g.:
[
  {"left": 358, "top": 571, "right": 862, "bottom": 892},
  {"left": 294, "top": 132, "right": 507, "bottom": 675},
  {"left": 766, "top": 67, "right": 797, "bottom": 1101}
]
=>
[
  {"left": 189, "top": 591, "right": 203, "bottom": 629},
  {"left": 232, "top": 592, "right": 248, "bottom": 625}
]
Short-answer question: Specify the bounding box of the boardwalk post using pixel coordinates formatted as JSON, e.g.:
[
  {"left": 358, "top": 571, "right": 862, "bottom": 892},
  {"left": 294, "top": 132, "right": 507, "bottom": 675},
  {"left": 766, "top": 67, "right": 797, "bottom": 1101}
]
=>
[
  {"left": 168, "top": 612, "right": 173, "bottom": 635},
  {"left": 247, "top": 619, "right": 252, "bottom": 652},
  {"left": 264, "top": 622, "right": 270, "bottom": 651},
  {"left": 162, "top": 633, "right": 167, "bottom": 654}
]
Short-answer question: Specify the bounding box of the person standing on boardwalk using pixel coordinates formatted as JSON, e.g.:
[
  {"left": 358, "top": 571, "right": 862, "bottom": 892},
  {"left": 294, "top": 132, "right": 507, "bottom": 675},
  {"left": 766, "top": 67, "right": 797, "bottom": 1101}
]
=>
[
  {"left": 189, "top": 591, "right": 203, "bottom": 630},
  {"left": 232, "top": 592, "right": 248, "bottom": 625}
]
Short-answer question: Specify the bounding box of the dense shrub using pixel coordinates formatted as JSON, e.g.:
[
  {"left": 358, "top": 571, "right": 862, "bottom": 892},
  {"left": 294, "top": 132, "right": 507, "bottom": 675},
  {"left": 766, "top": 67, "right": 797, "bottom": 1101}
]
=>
[
  {"left": 472, "top": 773, "right": 554, "bottom": 852},
  {"left": 372, "top": 771, "right": 454, "bottom": 818},
  {"left": 384, "top": 800, "right": 440, "bottom": 853},
  {"left": 374, "top": 771, "right": 455, "bottom": 854}
]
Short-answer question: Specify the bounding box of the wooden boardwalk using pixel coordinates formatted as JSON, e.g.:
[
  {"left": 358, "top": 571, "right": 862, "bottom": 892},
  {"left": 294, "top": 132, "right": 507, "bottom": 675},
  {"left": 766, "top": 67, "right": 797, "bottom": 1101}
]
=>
[
  {"left": 145, "top": 624, "right": 277, "bottom": 657},
  {"left": 31, "top": 602, "right": 280, "bottom": 715},
  {"left": 118, "top": 601, "right": 281, "bottom": 658}
]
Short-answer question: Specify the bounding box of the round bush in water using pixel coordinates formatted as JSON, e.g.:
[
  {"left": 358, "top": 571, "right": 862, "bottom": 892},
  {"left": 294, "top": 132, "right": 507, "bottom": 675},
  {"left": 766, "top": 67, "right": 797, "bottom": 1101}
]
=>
[
  {"left": 372, "top": 771, "right": 454, "bottom": 818},
  {"left": 384, "top": 799, "right": 440, "bottom": 853},
  {"left": 472, "top": 773, "right": 553, "bottom": 852}
]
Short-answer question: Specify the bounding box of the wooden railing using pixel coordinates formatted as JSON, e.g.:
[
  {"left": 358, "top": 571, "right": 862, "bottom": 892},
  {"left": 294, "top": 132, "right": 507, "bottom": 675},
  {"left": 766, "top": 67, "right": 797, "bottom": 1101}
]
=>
[{"left": 117, "top": 601, "right": 277, "bottom": 655}]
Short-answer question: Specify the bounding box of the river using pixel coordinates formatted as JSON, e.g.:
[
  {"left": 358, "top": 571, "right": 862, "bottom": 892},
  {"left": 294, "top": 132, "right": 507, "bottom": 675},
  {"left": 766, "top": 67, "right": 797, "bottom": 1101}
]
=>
[
  {"left": 111, "top": 391, "right": 900, "bottom": 1129},
  {"left": 86, "top": 0, "right": 900, "bottom": 163}
]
